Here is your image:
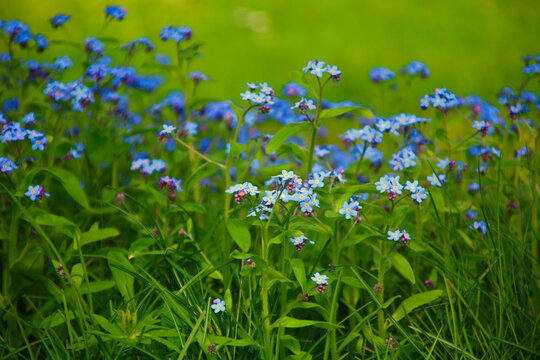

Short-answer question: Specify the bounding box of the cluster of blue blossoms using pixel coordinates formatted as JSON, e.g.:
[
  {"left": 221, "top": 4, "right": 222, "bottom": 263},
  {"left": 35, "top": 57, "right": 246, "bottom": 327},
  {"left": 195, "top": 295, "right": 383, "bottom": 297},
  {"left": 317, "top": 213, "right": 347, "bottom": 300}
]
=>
[
  {"left": 240, "top": 83, "right": 275, "bottom": 113},
  {"left": 420, "top": 88, "right": 460, "bottom": 111},
  {"left": 387, "top": 229, "right": 411, "bottom": 245},
  {"left": 130, "top": 158, "right": 167, "bottom": 176},
  {"left": 226, "top": 169, "right": 346, "bottom": 227},
  {"left": 302, "top": 60, "right": 341, "bottom": 81},
  {"left": 375, "top": 175, "right": 428, "bottom": 204},
  {"left": 1, "top": 113, "right": 48, "bottom": 151}
]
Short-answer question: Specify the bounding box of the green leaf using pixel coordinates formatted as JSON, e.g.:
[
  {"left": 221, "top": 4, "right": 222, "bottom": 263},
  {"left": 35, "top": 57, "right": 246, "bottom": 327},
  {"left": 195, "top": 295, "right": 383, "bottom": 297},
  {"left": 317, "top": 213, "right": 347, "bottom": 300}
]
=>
[
  {"left": 79, "top": 227, "right": 119, "bottom": 248},
  {"left": 225, "top": 218, "right": 251, "bottom": 252},
  {"left": 11, "top": 244, "right": 44, "bottom": 276},
  {"left": 289, "top": 258, "right": 307, "bottom": 292},
  {"left": 43, "top": 168, "right": 89, "bottom": 208},
  {"left": 79, "top": 281, "right": 116, "bottom": 294},
  {"left": 280, "top": 335, "right": 301, "bottom": 354},
  {"left": 271, "top": 316, "right": 339, "bottom": 329},
  {"left": 319, "top": 106, "right": 374, "bottom": 124},
  {"left": 390, "top": 253, "right": 415, "bottom": 284},
  {"left": 229, "top": 141, "right": 246, "bottom": 157},
  {"left": 70, "top": 263, "right": 84, "bottom": 288},
  {"left": 265, "top": 122, "right": 311, "bottom": 154},
  {"left": 391, "top": 290, "right": 443, "bottom": 323},
  {"left": 108, "top": 250, "right": 135, "bottom": 302},
  {"left": 92, "top": 314, "right": 122, "bottom": 335},
  {"left": 225, "top": 288, "right": 233, "bottom": 312}
]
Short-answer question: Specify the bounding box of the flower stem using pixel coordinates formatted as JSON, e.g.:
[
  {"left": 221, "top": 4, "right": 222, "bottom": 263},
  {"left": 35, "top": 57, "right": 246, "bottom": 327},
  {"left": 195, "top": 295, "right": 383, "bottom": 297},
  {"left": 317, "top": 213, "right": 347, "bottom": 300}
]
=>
[{"left": 377, "top": 239, "right": 387, "bottom": 337}]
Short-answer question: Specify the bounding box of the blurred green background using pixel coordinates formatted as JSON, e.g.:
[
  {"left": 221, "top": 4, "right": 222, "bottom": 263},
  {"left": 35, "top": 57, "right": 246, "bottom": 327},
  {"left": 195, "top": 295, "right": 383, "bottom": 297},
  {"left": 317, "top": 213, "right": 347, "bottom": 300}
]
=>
[{"left": 2, "top": 0, "right": 540, "bottom": 112}]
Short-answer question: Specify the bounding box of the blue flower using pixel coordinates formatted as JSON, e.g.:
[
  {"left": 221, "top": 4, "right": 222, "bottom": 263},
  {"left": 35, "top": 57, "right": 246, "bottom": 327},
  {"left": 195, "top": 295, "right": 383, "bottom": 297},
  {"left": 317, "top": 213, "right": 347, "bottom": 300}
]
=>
[
  {"left": 375, "top": 177, "right": 390, "bottom": 193},
  {"left": 290, "top": 234, "right": 314, "bottom": 246},
  {"left": 84, "top": 37, "right": 104, "bottom": 55},
  {"left": 467, "top": 182, "right": 480, "bottom": 192},
  {"left": 282, "top": 82, "right": 307, "bottom": 97},
  {"left": 327, "top": 65, "right": 341, "bottom": 77},
  {"left": 411, "top": 187, "right": 427, "bottom": 203},
  {"left": 25, "top": 185, "right": 50, "bottom": 201},
  {"left": 311, "top": 272, "right": 329, "bottom": 285},
  {"left": 160, "top": 124, "right": 177, "bottom": 136},
  {"left": 370, "top": 67, "right": 395, "bottom": 83},
  {"left": 184, "top": 122, "right": 198, "bottom": 136},
  {"left": 211, "top": 298, "right": 226, "bottom": 313},
  {"left": 401, "top": 60, "right": 430, "bottom": 78},
  {"left": 50, "top": 14, "right": 71, "bottom": 28},
  {"left": 339, "top": 200, "right": 360, "bottom": 220},
  {"left": 516, "top": 146, "right": 528, "bottom": 158},
  {"left": 190, "top": 70, "right": 207, "bottom": 83},
  {"left": 54, "top": 56, "right": 73, "bottom": 70},
  {"left": 437, "top": 157, "right": 450, "bottom": 169},
  {"left": 310, "top": 61, "right": 327, "bottom": 78},
  {"left": 387, "top": 230, "right": 402, "bottom": 241},
  {"left": 262, "top": 191, "right": 277, "bottom": 205},
  {"left": 404, "top": 180, "right": 418, "bottom": 192},
  {"left": 308, "top": 173, "right": 325, "bottom": 188},
  {"left": 0, "top": 157, "right": 17, "bottom": 172},
  {"left": 105, "top": 5, "right": 127, "bottom": 20},
  {"left": 31, "top": 135, "right": 47, "bottom": 151},
  {"left": 22, "top": 112, "right": 35, "bottom": 125},
  {"left": 427, "top": 173, "right": 446, "bottom": 187}
]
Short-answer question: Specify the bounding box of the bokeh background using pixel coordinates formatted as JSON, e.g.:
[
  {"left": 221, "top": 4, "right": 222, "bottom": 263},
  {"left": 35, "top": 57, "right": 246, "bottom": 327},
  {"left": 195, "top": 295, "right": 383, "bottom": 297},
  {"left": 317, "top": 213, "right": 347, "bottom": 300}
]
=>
[{"left": 2, "top": 0, "right": 540, "bottom": 112}]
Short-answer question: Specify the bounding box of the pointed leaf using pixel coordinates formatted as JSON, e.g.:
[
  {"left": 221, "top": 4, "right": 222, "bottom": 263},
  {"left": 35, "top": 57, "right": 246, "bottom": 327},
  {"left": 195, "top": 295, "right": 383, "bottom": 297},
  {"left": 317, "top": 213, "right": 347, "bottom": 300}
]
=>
[{"left": 265, "top": 122, "right": 311, "bottom": 154}]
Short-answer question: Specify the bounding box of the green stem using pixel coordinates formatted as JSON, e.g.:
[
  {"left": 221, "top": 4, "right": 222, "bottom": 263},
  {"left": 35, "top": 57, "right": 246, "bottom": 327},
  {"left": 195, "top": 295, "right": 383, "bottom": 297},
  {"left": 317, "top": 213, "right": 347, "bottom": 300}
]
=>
[
  {"left": 377, "top": 240, "right": 387, "bottom": 337},
  {"left": 305, "top": 77, "right": 328, "bottom": 176},
  {"left": 224, "top": 107, "right": 250, "bottom": 218}
]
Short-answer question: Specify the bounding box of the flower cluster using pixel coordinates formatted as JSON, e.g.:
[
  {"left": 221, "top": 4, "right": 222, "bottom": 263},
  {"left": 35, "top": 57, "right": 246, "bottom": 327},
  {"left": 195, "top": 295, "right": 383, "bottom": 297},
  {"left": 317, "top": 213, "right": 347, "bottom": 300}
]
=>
[
  {"left": 105, "top": 5, "right": 127, "bottom": 20},
  {"left": 233, "top": 170, "right": 342, "bottom": 220},
  {"left": 291, "top": 98, "right": 316, "bottom": 115},
  {"left": 3, "top": 19, "right": 47, "bottom": 51},
  {"left": 522, "top": 54, "right": 540, "bottom": 75},
  {"left": 226, "top": 182, "right": 260, "bottom": 204},
  {"left": 240, "top": 82, "right": 275, "bottom": 113},
  {"left": 369, "top": 67, "right": 395, "bottom": 83},
  {"left": 50, "top": 14, "right": 70, "bottom": 28},
  {"left": 374, "top": 114, "right": 431, "bottom": 136},
  {"left": 302, "top": 60, "right": 341, "bottom": 81},
  {"left": 375, "top": 175, "right": 428, "bottom": 204},
  {"left": 158, "top": 176, "right": 183, "bottom": 200},
  {"left": 290, "top": 234, "right": 314, "bottom": 251},
  {"left": 1, "top": 118, "right": 48, "bottom": 151},
  {"left": 64, "top": 142, "right": 84, "bottom": 160},
  {"left": 387, "top": 229, "right": 411, "bottom": 245},
  {"left": 340, "top": 126, "right": 383, "bottom": 147},
  {"left": 470, "top": 220, "right": 488, "bottom": 235},
  {"left": 420, "top": 88, "right": 460, "bottom": 111},
  {"left": 160, "top": 26, "right": 192, "bottom": 43},
  {"left": 311, "top": 272, "right": 329, "bottom": 293},
  {"left": 130, "top": 158, "right": 166, "bottom": 175},
  {"left": 0, "top": 157, "right": 17, "bottom": 173},
  {"left": 389, "top": 148, "right": 417, "bottom": 171},
  {"left": 25, "top": 185, "right": 50, "bottom": 201},
  {"left": 339, "top": 199, "right": 361, "bottom": 220},
  {"left": 401, "top": 60, "right": 430, "bottom": 78},
  {"left": 427, "top": 173, "right": 446, "bottom": 187},
  {"left": 44, "top": 81, "right": 94, "bottom": 111},
  {"left": 282, "top": 82, "right": 307, "bottom": 97},
  {"left": 120, "top": 37, "right": 155, "bottom": 54}
]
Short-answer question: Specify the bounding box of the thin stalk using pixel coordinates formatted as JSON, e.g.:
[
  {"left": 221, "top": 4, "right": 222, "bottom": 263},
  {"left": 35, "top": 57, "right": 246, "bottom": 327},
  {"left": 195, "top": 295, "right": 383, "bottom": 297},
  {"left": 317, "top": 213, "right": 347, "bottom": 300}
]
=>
[
  {"left": 224, "top": 106, "right": 251, "bottom": 218},
  {"left": 377, "top": 240, "right": 387, "bottom": 337},
  {"left": 305, "top": 77, "right": 329, "bottom": 176}
]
